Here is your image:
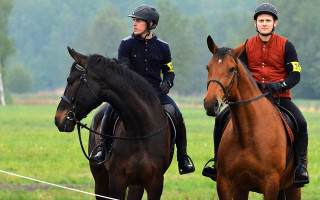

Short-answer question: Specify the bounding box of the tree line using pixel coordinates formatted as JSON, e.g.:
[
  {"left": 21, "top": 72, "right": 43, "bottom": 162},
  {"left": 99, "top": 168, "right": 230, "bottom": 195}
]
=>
[{"left": 1, "top": 0, "right": 319, "bottom": 100}]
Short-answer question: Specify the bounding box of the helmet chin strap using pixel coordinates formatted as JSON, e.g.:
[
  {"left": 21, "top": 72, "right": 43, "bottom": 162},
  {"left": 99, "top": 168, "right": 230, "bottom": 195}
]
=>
[
  {"left": 143, "top": 30, "right": 151, "bottom": 40},
  {"left": 256, "top": 25, "right": 275, "bottom": 36}
]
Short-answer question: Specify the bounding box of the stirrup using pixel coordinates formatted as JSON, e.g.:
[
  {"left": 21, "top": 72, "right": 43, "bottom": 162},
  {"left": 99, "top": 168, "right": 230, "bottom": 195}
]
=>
[
  {"left": 293, "top": 165, "right": 309, "bottom": 188},
  {"left": 89, "top": 144, "right": 108, "bottom": 165},
  {"left": 202, "top": 158, "right": 217, "bottom": 181},
  {"left": 178, "top": 154, "right": 195, "bottom": 175}
]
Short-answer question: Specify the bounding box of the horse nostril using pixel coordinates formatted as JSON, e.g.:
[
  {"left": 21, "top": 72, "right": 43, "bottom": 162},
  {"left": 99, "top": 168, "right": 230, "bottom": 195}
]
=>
[{"left": 214, "top": 99, "right": 219, "bottom": 108}]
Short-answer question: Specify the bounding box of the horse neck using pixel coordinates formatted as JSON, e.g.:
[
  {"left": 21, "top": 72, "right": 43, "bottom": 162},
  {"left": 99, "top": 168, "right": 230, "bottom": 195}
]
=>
[
  {"left": 229, "top": 64, "right": 274, "bottom": 139},
  {"left": 96, "top": 71, "right": 165, "bottom": 133}
]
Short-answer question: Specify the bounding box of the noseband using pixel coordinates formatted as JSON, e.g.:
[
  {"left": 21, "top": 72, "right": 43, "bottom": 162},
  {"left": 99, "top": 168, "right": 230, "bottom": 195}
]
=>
[
  {"left": 206, "top": 52, "right": 268, "bottom": 105},
  {"left": 61, "top": 64, "right": 102, "bottom": 121}
]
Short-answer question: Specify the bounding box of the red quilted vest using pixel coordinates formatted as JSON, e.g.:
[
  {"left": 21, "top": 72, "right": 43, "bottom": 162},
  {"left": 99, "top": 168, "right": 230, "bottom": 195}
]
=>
[{"left": 246, "top": 33, "right": 291, "bottom": 98}]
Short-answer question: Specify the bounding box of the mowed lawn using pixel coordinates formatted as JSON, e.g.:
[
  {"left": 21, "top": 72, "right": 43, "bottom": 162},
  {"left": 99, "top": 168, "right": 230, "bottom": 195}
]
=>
[{"left": 0, "top": 98, "right": 319, "bottom": 199}]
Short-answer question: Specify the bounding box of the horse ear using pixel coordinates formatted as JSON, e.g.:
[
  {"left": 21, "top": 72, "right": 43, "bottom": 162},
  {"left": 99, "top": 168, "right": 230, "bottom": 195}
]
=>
[
  {"left": 233, "top": 42, "right": 245, "bottom": 58},
  {"left": 67, "top": 46, "right": 87, "bottom": 67},
  {"left": 207, "top": 35, "right": 218, "bottom": 54}
]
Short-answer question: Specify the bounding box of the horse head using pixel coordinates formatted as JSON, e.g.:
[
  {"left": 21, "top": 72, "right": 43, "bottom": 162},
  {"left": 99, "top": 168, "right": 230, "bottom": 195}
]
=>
[
  {"left": 54, "top": 47, "right": 103, "bottom": 132},
  {"left": 204, "top": 36, "right": 245, "bottom": 116}
]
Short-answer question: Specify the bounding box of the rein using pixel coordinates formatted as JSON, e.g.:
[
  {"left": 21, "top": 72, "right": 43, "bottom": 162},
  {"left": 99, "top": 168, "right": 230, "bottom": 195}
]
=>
[
  {"left": 207, "top": 52, "right": 269, "bottom": 105},
  {"left": 61, "top": 63, "right": 169, "bottom": 162},
  {"left": 76, "top": 117, "right": 169, "bottom": 162}
]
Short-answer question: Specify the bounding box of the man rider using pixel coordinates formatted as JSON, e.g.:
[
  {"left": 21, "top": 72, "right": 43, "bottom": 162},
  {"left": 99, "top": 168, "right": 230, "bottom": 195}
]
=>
[{"left": 202, "top": 3, "right": 309, "bottom": 187}]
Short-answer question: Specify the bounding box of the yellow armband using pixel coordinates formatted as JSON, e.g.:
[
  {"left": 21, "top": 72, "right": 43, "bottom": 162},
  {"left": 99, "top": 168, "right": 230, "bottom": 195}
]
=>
[
  {"left": 165, "top": 62, "right": 174, "bottom": 72},
  {"left": 290, "top": 61, "right": 301, "bottom": 72}
]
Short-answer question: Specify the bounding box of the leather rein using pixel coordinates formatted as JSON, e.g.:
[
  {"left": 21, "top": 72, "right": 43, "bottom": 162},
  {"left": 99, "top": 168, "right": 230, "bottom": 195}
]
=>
[
  {"left": 60, "top": 64, "right": 169, "bottom": 161},
  {"left": 206, "top": 52, "right": 269, "bottom": 105}
]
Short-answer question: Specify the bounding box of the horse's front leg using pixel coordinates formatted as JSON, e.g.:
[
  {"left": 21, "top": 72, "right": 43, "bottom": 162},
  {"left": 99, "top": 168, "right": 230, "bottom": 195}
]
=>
[
  {"left": 90, "top": 163, "right": 109, "bottom": 199},
  {"left": 262, "top": 177, "right": 280, "bottom": 200},
  {"left": 284, "top": 184, "right": 301, "bottom": 200},
  {"left": 233, "top": 189, "right": 249, "bottom": 200},
  {"left": 145, "top": 175, "right": 164, "bottom": 200},
  {"left": 217, "top": 177, "right": 233, "bottom": 200},
  {"left": 108, "top": 175, "right": 127, "bottom": 200},
  {"left": 127, "top": 185, "right": 144, "bottom": 200}
]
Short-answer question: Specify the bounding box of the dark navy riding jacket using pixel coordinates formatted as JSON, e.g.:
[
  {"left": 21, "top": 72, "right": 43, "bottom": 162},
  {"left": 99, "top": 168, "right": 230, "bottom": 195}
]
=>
[{"left": 118, "top": 33, "right": 175, "bottom": 93}]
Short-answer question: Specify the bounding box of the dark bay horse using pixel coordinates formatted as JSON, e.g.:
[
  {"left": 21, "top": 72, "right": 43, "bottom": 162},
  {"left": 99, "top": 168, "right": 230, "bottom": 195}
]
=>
[
  {"left": 204, "top": 36, "right": 302, "bottom": 199},
  {"left": 54, "top": 47, "right": 173, "bottom": 199}
]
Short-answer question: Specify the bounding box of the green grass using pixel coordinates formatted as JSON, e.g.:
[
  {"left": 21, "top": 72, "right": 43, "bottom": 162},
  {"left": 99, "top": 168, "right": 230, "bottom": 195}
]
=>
[{"left": 0, "top": 99, "right": 319, "bottom": 199}]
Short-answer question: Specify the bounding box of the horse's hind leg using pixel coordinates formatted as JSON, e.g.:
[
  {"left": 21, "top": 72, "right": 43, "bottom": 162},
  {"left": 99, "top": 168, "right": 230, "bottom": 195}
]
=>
[
  {"left": 284, "top": 185, "right": 301, "bottom": 200},
  {"left": 127, "top": 185, "right": 144, "bottom": 200}
]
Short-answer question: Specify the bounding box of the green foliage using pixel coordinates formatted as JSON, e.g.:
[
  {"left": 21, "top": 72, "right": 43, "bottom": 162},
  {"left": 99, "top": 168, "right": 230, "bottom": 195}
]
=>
[
  {"left": 4, "top": 64, "right": 34, "bottom": 93},
  {"left": 6, "top": 0, "right": 320, "bottom": 98},
  {"left": 77, "top": 3, "right": 130, "bottom": 58},
  {"left": 0, "top": 0, "right": 15, "bottom": 63}
]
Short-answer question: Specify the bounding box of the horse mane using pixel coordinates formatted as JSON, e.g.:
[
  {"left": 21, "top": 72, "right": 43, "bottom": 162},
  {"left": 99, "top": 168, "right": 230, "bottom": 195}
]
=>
[{"left": 86, "top": 54, "right": 158, "bottom": 104}]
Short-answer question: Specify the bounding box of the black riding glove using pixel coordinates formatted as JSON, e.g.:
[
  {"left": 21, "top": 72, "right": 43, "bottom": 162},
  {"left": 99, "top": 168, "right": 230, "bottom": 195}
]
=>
[
  {"left": 160, "top": 80, "right": 172, "bottom": 95},
  {"left": 266, "top": 81, "right": 285, "bottom": 93}
]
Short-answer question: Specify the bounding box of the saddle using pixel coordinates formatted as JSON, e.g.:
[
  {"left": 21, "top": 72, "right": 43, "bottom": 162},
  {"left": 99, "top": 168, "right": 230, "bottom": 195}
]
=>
[
  {"left": 221, "top": 104, "right": 298, "bottom": 168},
  {"left": 101, "top": 104, "right": 177, "bottom": 160}
]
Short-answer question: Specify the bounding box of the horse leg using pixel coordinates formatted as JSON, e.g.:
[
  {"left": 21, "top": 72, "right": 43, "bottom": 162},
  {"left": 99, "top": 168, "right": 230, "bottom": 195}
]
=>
[
  {"left": 109, "top": 175, "right": 127, "bottom": 200},
  {"left": 217, "top": 178, "right": 233, "bottom": 200},
  {"left": 277, "top": 190, "right": 285, "bottom": 200},
  {"left": 127, "top": 185, "right": 144, "bottom": 200},
  {"left": 233, "top": 189, "right": 249, "bottom": 200},
  {"left": 262, "top": 178, "right": 280, "bottom": 200},
  {"left": 145, "top": 175, "right": 164, "bottom": 200},
  {"left": 284, "top": 185, "right": 301, "bottom": 200},
  {"left": 90, "top": 164, "right": 109, "bottom": 199}
]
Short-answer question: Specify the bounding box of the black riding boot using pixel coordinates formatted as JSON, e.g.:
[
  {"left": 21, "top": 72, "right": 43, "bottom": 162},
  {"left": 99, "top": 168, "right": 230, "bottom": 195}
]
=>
[
  {"left": 176, "top": 118, "right": 195, "bottom": 175},
  {"left": 202, "top": 124, "right": 222, "bottom": 181},
  {"left": 92, "top": 114, "right": 110, "bottom": 163},
  {"left": 294, "top": 132, "right": 309, "bottom": 187}
]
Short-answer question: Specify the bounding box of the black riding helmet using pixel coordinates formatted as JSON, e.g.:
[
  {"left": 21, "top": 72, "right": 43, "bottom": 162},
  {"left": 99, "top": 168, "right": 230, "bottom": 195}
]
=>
[
  {"left": 128, "top": 4, "right": 159, "bottom": 30},
  {"left": 254, "top": 3, "right": 278, "bottom": 20}
]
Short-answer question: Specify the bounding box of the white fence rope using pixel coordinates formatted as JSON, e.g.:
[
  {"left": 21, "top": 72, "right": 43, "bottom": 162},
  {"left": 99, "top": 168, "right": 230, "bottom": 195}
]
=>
[{"left": 0, "top": 170, "right": 118, "bottom": 200}]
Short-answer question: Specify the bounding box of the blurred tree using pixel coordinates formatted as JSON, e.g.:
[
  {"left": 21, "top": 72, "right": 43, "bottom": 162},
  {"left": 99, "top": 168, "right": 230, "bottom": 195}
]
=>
[
  {"left": 0, "top": 0, "right": 15, "bottom": 105},
  {"left": 78, "top": 3, "right": 130, "bottom": 58},
  {"left": 156, "top": 0, "right": 206, "bottom": 94},
  {"left": 4, "top": 64, "right": 34, "bottom": 93}
]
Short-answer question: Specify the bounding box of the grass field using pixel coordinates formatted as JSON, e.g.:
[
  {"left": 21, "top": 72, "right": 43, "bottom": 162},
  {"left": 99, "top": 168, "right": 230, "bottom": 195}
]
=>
[{"left": 0, "top": 95, "right": 319, "bottom": 199}]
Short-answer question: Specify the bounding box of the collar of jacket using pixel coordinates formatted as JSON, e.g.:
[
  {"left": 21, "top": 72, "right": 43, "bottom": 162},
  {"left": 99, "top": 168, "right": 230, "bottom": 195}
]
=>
[{"left": 131, "top": 32, "right": 158, "bottom": 41}]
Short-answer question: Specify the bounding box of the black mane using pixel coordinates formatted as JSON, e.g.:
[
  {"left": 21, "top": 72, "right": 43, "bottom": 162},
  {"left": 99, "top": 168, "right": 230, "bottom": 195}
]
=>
[
  {"left": 86, "top": 54, "right": 158, "bottom": 104},
  {"left": 214, "top": 47, "right": 232, "bottom": 59}
]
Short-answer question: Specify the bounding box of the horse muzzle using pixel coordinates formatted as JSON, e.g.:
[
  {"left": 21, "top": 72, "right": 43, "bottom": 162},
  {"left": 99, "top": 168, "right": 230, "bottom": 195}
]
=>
[
  {"left": 54, "top": 110, "right": 76, "bottom": 132},
  {"left": 204, "top": 98, "right": 222, "bottom": 117}
]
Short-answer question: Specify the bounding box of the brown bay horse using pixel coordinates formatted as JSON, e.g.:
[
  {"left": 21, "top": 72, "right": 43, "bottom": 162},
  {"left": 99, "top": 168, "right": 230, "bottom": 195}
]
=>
[
  {"left": 203, "top": 36, "right": 302, "bottom": 199},
  {"left": 54, "top": 47, "right": 173, "bottom": 199}
]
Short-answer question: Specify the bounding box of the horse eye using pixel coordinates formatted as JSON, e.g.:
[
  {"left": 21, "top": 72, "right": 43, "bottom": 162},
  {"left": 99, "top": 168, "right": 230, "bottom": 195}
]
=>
[
  {"left": 206, "top": 66, "right": 209, "bottom": 71},
  {"left": 229, "top": 67, "right": 235, "bottom": 73}
]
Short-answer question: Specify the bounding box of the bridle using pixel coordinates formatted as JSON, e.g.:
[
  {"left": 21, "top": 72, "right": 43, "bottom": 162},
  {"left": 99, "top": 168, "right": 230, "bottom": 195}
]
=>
[
  {"left": 206, "top": 51, "right": 268, "bottom": 105},
  {"left": 61, "top": 64, "right": 102, "bottom": 122},
  {"left": 60, "top": 63, "right": 169, "bottom": 164}
]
